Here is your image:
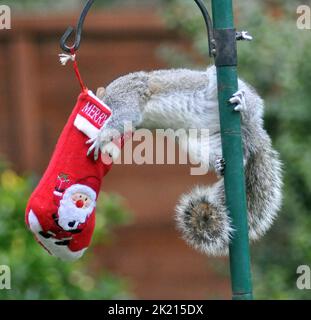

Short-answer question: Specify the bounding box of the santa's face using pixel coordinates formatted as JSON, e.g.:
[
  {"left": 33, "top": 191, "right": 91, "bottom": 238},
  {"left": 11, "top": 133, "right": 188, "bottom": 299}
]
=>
[
  {"left": 57, "top": 184, "right": 96, "bottom": 231},
  {"left": 71, "top": 192, "right": 92, "bottom": 209}
]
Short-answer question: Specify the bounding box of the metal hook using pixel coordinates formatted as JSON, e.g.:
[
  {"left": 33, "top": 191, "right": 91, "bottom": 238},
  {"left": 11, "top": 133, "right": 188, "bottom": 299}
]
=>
[
  {"left": 193, "top": 0, "right": 215, "bottom": 57},
  {"left": 60, "top": 0, "right": 95, "bottom": 53},
  {"left": 60, "top": 0, "right": 214, "bottom": 56}
]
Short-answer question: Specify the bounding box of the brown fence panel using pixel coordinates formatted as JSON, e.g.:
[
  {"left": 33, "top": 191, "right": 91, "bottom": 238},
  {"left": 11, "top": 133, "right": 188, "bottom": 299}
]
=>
[{"left": 0, "top": 10, "right": 230, "bottom": 299}]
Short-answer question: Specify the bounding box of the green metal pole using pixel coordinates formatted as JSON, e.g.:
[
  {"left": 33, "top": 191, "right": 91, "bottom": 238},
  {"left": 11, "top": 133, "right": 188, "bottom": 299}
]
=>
[{"left": 210, "top": 0, "right": 253, "bottom": 300}]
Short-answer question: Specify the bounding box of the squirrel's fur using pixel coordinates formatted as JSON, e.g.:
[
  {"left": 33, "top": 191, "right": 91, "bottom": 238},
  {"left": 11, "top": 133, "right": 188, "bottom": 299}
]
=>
[{"left": 93, "top": 66, "right": 283, "bottom": 256}]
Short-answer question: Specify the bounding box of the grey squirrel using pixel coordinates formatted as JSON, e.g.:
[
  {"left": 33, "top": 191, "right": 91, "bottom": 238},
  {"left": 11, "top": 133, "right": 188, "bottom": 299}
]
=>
[{"left": 87, "top": 66, "right": 283, "bottom": 256}]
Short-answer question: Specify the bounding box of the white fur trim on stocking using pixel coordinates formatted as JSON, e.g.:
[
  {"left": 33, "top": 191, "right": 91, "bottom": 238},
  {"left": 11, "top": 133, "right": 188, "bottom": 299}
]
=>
[{"left": 74, "top": 114, "right": 101, "bottom": 139}]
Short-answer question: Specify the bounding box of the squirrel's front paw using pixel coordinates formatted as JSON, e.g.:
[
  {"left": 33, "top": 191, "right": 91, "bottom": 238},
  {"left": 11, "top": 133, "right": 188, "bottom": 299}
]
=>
[
  {"left": 229, "top": 89, "right": 246, "bottom": 112},
  {"left": 101, "top": 142, "right": 121, "bottom": 162},
  {"left": 86, "top": 136, "right": 102, "bottom": 161},
  {"left": 86, "top": 129, "right": 121, "bottom": 161}
]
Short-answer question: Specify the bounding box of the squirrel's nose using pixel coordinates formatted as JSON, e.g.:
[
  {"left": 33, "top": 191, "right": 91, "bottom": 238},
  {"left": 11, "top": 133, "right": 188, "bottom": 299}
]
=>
[{"left": 75, "top": 200, "right": 84, "bottom": 208}]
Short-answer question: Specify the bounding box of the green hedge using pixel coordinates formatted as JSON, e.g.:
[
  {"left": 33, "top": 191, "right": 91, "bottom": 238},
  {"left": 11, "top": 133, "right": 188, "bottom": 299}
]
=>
[{"left": 0, "top": 160, "right": 132, "bottom": 299}]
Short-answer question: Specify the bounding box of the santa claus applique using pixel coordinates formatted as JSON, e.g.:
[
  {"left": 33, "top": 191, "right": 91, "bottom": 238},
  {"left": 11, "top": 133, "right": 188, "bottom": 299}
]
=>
[
  {"left": 54, "top": 177, "right": 98, "bottom": 231},
  {"left": 25, "top": 89, "right": 122, "bottom": 261}
]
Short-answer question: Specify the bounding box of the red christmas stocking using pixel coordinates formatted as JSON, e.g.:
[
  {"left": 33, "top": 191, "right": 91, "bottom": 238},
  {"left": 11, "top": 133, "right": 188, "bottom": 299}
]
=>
[{"left": 25, "top": 89, "right": 118, "bottom": 261}]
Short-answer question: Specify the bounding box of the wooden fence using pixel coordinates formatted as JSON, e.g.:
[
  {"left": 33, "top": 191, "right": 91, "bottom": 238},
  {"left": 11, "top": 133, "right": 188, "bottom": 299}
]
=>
[{"left": 0, "top": 10, "right": 230, "bottom": 299}]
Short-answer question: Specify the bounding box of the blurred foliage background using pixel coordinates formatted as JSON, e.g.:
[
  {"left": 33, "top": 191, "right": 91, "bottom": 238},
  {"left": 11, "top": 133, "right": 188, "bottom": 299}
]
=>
[
  {"left": 7, "top": 0, "right": 161, "bottom": 12},
  {"left": 0, "top": 160, "right": 132, "bottom": 299},
  {"left": 1, "top": 0, "right": 311, "bottom": 299}
]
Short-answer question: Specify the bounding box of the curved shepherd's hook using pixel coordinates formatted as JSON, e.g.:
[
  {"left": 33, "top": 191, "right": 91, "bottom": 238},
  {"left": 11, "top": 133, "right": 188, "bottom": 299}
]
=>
[
  {"left": 193, "top": 0, "right": 215, "bottom": 57},
  {"left": 60, "top": 0, "right": 95, "bottom": 53},
  {"left": 60, "top": 0, "right": 215, "bottom": 56}
]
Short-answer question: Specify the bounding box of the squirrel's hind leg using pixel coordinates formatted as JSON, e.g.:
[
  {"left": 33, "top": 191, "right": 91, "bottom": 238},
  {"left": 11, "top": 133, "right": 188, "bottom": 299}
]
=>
[{"left": 215, "top": 158, "right": 226, "bottom": 177}]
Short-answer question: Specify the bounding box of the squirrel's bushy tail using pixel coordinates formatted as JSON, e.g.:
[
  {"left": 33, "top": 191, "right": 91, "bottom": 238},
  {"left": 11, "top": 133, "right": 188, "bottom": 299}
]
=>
[{"left": 175, "top": 139, "right": 283, "bottom": 256}]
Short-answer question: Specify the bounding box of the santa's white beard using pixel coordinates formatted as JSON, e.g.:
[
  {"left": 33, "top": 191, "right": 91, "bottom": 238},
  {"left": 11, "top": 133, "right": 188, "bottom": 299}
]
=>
[{"left": 58, "top": 198, "right": 95, "bottom": 231}]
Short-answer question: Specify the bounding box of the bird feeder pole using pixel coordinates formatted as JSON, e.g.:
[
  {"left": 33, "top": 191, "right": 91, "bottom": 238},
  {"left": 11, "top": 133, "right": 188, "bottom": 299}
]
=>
[
  {"left": 194, "top": 0, "right": 253, "bottom": 300},
  {"left": 212, "top": 0, "right": 253, "bottom": 300}
]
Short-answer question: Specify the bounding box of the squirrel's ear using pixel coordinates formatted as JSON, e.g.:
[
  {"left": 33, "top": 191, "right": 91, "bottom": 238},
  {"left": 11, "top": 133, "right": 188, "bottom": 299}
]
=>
[{"left": 96, "top": 87, "right": 106, "bottom": 99}]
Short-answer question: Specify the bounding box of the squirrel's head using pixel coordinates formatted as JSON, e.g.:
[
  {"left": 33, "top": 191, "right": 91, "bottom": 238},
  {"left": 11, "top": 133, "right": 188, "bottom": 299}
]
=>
[{"left": 97, "top": 72, "right": 151, "bottom": 109}]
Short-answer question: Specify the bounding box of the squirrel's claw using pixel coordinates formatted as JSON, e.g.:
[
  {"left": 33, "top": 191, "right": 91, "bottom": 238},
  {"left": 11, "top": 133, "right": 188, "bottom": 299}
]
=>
[
  {"left": 86, "top": 137, "right": 101, "bottom": 161},
  {"left": 229, "top": 90, "right": 246, "bottom": 112},
  {"left": 86, "top": 129, "right": 121, "bottom": 161},
  {"left": 215, "top": 158, "right": 226, "bottom": 177}
]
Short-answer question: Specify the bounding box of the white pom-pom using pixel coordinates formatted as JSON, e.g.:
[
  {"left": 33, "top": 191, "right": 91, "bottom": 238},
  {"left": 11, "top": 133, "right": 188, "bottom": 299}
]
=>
[{"left": 59, "top": 53, "right": 76, "bottom": 66}]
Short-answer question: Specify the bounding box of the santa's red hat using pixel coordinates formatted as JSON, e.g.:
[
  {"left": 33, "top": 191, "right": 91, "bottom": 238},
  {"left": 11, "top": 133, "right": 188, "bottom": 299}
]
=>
[{"left": 74, "top": 176, "right": 101, "bottom": 198}]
